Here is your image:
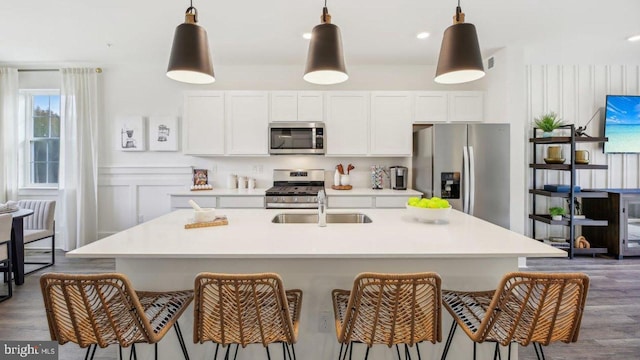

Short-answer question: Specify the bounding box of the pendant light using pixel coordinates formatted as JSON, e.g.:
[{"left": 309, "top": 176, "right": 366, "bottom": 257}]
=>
[
  {"left": 167, "top": 0, "right": 215, "bottom": 84},
  {"left": 304, "top": 0, "right": 348, "bottom": 85},
  {"left": 434, "top": 0, "right": 485, "bottom": 84}
]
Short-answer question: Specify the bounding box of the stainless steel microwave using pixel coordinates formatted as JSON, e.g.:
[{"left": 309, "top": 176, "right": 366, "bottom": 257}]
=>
[{"left": 269, "top": 122, "right": 325, "bottom": 155}]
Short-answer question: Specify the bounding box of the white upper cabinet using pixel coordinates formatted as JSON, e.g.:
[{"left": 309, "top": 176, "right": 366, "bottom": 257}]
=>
[
  {"left": 370, "top": 92, "right": 412, "bottom": 156},
  {"left": 414, "top": 92, "right": 448, "bottom": 123},
  {"left": 270, "top": 91, "right": 323, "bottom": 122},
  {"left": 414, "top": 91, "right": 484, "bottom": 123},
  {"left": 448, "top": 91, "right": 484, "bottom": 122},
  {"left": 225, "top": 92, "right": 269, "bottom": 155},
  {"left": 297, "top": 91, "right": 324, "bottom": 122},
  {"left": 270, "top": 92, "right": 298, "bottom": 122},
  {"left": 183, "top": 91, "right": 225, "bottom": 155},
  {"left": 325, "top": 92, "right": 369, "bottom": 156}
]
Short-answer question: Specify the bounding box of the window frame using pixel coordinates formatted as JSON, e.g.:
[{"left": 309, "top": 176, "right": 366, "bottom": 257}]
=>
[{"left": 19, "top": 89, "right": 61, "bottom": 189}]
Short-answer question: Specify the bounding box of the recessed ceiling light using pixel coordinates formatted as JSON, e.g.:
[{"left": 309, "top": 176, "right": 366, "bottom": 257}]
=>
[
  {"left": 416, "top": 32, "right": 430, "bottom": 39},
  {"left": 302, "top": 33, "right": 312, "bottom": 40},
  {"left": 627, "top": 34, "right": 640, "bottom": 42}
]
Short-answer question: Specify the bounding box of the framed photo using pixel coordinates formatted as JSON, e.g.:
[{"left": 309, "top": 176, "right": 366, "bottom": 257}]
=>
[
  {"left": 117, "top": 116, "right": 145, "bottom": 151},
  {"left": 193, "top": 168, "right": 209, "bottom": 186},
  {"left": 148, "top": 116, "right": 179, "bottom": 151}
]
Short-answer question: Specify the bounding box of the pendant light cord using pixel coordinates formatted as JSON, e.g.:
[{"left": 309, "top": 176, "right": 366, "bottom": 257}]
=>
[
  {"left": 186, "top": 0, "right": 198, "bottom": 22},
  {"left": 322, "top": 0, "right": 329, "bottom": 23},
  {"left": 455, "top": 0, "right": 462, "bottom": 22}
]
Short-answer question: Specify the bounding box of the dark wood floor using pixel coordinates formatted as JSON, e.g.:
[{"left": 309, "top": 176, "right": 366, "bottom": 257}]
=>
[{"left": 1, "top": 251, "right": 639, "bottom": 359}]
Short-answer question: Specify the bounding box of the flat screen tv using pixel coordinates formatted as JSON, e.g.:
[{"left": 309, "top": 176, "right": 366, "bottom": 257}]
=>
[{"left": 604, "top": 95, "right": 640, "bottom": 153}]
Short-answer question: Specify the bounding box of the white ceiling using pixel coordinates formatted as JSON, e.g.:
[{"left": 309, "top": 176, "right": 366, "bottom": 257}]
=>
[{"left": 1, "top": 0, "right": 639, "bottom": 68}]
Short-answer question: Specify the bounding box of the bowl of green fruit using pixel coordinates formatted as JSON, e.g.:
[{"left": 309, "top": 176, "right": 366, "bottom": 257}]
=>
[{"left": 406, "top": 196, "right": 452, "bottom": 223}]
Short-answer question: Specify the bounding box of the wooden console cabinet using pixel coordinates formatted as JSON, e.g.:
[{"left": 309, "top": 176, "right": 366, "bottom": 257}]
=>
[{"left": 582, "top": 190, "right": 640, "bottom": 259}]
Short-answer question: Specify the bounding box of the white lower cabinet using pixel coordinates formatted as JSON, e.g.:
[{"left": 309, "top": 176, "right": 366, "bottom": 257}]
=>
[
  {"left": 218, "top": 196, "right": 265, "bottom": 208},
  {"left": 170, "top": 196, "right": 217, "bottom": 210},
  {"left": 327, "top": 195, "right": 412, "bottom": 209},
  {"left": 170, "top": 195, "right": 264, "bottom": 210},
  {"left": 374, "top": 196, "right": 413, "bottom": 208}
]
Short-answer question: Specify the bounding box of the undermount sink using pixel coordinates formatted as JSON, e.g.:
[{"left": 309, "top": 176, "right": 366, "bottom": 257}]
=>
[{"left": 271, "top": 213, "right": 372, "bottom": 224}]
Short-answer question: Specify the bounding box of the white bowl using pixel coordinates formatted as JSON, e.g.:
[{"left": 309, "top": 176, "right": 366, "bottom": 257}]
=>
[
  {"left": 194, "top": 208, "right": 216, "bottom": 223},
  {"left": 406, "top": 204, "right": 452, "bottom": 223}
]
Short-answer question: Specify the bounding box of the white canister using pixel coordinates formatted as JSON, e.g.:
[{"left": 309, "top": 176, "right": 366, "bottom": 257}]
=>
[
  {"left": 238, "top": 176, "right": 247, "bottom": 189},
  {"left": 227, "top": 174, "right": 237, "bottom": 189},
  {"left": 248, "top": 178, "right": 256, "bottom": 189},
  {"left": 334, "top": 169, "right": 341, "bottom": 186},
  {"left": 340, "top": 174, "right": 350, "bottom": 186}
]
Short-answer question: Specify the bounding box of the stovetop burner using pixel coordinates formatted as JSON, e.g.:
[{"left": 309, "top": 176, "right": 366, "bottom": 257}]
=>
[{"left": 265, "top": 185, "right": 324, "bottom": 196}]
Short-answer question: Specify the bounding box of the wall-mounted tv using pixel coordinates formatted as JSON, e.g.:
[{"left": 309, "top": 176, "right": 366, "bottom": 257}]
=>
[{"left": 604, "top": 95, "right": 640, "bottom": 153}]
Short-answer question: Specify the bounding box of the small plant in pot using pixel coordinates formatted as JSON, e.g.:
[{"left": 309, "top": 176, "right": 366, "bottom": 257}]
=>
[
  {"left": 534, "top": 112, "right": 564, "bottom": 137},
  {"left": 549, "top": 206, "right": 566, "bottom": 221}
]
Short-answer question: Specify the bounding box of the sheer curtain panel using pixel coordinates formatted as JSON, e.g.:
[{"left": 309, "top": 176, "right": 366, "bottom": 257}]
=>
[
  {"left": 59, "top": 68, "right": 99, "bottom": 250},
  {"left": 0, "top": 68, "right": 19, "bottom": 203}
]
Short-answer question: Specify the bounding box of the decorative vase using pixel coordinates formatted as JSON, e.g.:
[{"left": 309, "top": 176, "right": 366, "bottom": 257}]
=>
[
  {"left": 542, "top": 131, "right": 553, "bottom": 138},
  {"left": 551, "top": 215, "right": 563, "bottom": 221}
]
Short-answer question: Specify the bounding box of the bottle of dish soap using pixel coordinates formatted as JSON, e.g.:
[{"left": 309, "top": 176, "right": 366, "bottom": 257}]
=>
[{"left": 333, "top": 168, "right": 341, "bottom": 187}]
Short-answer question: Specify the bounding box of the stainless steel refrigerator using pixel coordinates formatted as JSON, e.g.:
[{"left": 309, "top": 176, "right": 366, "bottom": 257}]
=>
[{"left": 412, "top": 124, "right": 510, "bottom": 229}]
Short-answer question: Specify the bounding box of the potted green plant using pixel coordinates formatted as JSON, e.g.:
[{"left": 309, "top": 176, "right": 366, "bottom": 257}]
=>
[
  {"left": 549, "top": 206, "right": 566, "bottom": 221},
  {"left": 534, "top": 112, "right": 564, "bottom": 137}
]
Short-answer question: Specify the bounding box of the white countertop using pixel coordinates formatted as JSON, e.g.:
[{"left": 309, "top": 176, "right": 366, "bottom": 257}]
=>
[
  {"left": 170, "top": 188, "right": 422, "bottom": 197},
  {"left": 170, "top": 188, "right": 268, "bottom": 196},
  {"left": 68, "top": 209, "right": 565, "bottom": 259}
]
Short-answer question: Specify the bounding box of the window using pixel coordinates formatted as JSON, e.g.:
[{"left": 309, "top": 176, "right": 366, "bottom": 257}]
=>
[{"left": 20, "top": 90, "right": 61, "bottom": 187}]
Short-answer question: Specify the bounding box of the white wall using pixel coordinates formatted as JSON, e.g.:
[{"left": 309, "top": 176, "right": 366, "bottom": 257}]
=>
[{"left": 525, "top": 64, "right": 640, "bottom": 240}]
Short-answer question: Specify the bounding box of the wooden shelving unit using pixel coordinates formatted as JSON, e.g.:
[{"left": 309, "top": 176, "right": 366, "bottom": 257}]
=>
[{"left": 530, "top": 124, "right": 609, "bottom": 258}]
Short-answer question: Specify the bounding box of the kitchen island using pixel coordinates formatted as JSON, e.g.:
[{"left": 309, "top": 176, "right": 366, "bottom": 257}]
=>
[{"left": 68, "top": 208, "right": 565, "bottom": 360}]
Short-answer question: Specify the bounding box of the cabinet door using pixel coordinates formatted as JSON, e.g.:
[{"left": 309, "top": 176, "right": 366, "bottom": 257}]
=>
[
  {"left": 448, "top": 91, "right": 484, "bottom": 122},
  {"left": 226, "top": 92, "right": 269, "bottom": 155},
  {"left": 370, "top": 92, "right": 412, "bottom": 156},
  {"left": 325, "top": 92, "right": 369, "bottom": 156},
  {"left": 414, "top": 92, "right": 448, "bottom": 123},
  {"left": 183, "top": 92, "right": 225, "bottom": 155},
  {"left": 624, "top": 198, "right": 640, "bottom": 254},
  {"left": 298, "top": 91, "right": 324, "bottom": 122},
  {"left": 270, "top": 91, "right": 298, "bottom": 122}
]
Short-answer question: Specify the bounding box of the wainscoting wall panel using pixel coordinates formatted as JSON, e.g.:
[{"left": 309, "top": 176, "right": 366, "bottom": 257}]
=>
[
  {"left": 526, "top": 64, "right": 640, "bottom": 240},
  {"left": 98, "top": 166, "right": 191, "bottom": 238}
]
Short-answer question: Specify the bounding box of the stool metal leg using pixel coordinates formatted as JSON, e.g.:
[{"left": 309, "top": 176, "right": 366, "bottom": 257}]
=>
[
  {"left": 266, "top": 345, "right": 272, "bottom": 360},
  {"left": 473, "top": 342, "right": 476, "bottom": 360},
  {"left": 174, "top": 321, "right": 191, "bottom": 360},
  {"left": 338, "top": 343, "right": 344, "bottom": 360},
  {"left": 364, "top": 345, "right": 370, "bottom": 360},
  {"left": 416, "top": 343, "right": 422, "bottom": 360},
  {"left": 508, "top": 342, "right": 512, "bottom": 360},
  {"left": 396, "top": 344, "right": 401, "bottom": 360},
  {"left": 440, "top": 321, "right": 458, "bottom": 360},
  {"left": 213, "top": 343, "right": 219, "bottom": 360},
  {"left": 129, "top": 344, "right": 137, "bottom": 360},
  {"left": 404, "top": 344, "right": 412, "bottom": 360}
]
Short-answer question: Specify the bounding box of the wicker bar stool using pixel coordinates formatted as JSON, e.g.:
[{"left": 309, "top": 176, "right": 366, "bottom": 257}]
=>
[
  {"left": 193, "top": 272, "right": 303, "bottom": 360},
  {"left": 40, "top": 273, "right": 194, "bottom": 360},
  {"left": 332, "top": 272, "right": 442, "bottom": 360},
  {"left": 440, "top": 272, "right": 590, "bottom": 360}
]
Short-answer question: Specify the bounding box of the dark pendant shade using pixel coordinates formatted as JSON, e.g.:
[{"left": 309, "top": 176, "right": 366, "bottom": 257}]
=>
[
  {"left": 167, "top": 17, "right": 215, "bottom": 84},
  {"left": 435, "top": 22, "right": 485, "bottom": 84},
  {"left": 304, "top": 23, "right": 348, "bottom": 85}
]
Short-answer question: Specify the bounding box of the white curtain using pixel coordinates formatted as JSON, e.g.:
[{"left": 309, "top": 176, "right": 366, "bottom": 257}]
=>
[
  {"left": 59, "top": 68, "right": 100, "bottom": 250},
  {"left": 0, "top": 68, "right": 19, "bottom": 203}
]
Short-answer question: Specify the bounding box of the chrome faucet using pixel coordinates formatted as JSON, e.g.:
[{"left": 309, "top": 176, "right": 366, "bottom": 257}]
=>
[{"left": 317, "top": 189, "right": 327, "bottom": 227}]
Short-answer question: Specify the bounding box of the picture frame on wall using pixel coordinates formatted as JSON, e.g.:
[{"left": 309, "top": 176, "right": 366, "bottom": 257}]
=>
[
  {"left": 148, "top": 116, "right": 179, "bottom": 151},
  {"left": 117, "top": 116, "right": 146, "bottom": 151}
]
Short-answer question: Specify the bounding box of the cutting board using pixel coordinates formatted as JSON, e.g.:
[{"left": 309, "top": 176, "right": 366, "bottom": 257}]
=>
[
  {"left": 184, "top": 216, "right": 228, "bottom": 229},
  {"left": 331, "top": 185, "right": 352, "bottom": 190}
]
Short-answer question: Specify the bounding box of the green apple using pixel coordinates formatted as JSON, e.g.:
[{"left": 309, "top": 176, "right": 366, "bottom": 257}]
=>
[{"left": 407, "top": 197, "right": 421, "bottom": 206}]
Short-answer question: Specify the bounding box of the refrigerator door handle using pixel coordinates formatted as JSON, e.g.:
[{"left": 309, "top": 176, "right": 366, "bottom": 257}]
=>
[
  {"left": 462, "top": 146, "right": 470, "bottom": 213},
  {"left": 468, "top": 145, "right": 476, "bottom": 216}
]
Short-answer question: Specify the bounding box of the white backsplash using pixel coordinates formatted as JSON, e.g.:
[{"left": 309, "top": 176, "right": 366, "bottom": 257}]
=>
[{"left": 186, "top": 156, "right": 411, "bottom": 190}]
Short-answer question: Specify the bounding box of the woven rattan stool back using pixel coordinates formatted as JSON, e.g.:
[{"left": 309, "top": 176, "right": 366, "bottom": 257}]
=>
[
  {"left": 333, "top": 272, "right": 442, "bottom": 347},
  {"left": 194, "top": 272, "right": 302, "bottom": 348},
  {"left": 40, "top": 273, "right": 153, "bottom": 348},
  {"left": 446, "top": 272, "right": 589, "bottom": 346}
]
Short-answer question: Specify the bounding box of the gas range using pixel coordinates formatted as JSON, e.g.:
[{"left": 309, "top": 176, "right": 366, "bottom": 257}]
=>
[{"left": 265, "top": 169, "right": 325, "bottom": 209}]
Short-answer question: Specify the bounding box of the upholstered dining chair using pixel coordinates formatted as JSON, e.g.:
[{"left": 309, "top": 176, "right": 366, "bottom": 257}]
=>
[
  {"left": 0, "top": 213, "right": 13, "bottom": 302},
  {"left": 193, "top": 272, "right": 303, "bottom": 360},
  {"left": 440, "top": 272, "right": 590, "bottom": 360},
  {"left": 40, "top": 272, "right": 194, "bottom": 360},
  {"left": 332, "top": 272, "right": 442, "bottom": 360},
  {"left": 17, "top": 199, "right": 56, "bottom": 274}
]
